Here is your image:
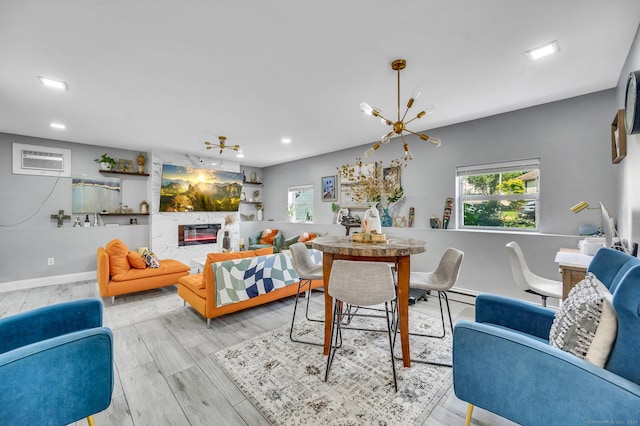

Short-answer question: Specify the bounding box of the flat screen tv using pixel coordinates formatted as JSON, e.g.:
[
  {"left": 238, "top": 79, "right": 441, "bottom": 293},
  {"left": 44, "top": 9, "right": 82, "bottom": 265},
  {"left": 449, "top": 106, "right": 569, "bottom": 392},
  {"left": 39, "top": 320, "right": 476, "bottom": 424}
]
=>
[{"left": 160, "top": 164, "right": 243, "bottom": 212}]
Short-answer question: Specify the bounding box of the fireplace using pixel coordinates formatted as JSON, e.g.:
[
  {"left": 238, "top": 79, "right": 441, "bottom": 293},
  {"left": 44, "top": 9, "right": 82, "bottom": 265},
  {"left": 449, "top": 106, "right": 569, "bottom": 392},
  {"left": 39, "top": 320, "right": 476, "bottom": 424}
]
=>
[{"left": 178, "top": 223, "right": 221, "bottom": 246}]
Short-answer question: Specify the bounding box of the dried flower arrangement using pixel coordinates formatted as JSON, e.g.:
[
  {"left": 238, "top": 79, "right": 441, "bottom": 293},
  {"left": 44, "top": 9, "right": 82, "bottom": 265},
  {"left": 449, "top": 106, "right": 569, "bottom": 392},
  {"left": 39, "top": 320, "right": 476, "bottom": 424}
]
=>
[{"left": 337, "top": 157, "right": 405, "bottom": 207}]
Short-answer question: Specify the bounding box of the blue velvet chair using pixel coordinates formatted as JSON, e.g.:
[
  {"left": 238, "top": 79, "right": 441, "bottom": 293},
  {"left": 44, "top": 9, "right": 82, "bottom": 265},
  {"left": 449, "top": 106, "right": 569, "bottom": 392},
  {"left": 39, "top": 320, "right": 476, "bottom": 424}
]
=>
[
  {"left": 0, "top": 299, "right": 114, "bottom": 425},
  {"left": 453, "top": 247, "right": 640, "bottom": 425},
  {"left": 248, "top": 229, "right": 284, "bottom": 252}
]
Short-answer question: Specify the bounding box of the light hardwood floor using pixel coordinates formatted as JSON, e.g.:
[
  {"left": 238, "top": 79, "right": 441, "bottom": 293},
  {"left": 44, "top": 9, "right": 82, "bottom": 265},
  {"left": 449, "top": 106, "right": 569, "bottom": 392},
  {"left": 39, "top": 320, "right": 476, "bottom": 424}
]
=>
[{"left": 0, "top": 282, "right": 517, "bottom": 426}]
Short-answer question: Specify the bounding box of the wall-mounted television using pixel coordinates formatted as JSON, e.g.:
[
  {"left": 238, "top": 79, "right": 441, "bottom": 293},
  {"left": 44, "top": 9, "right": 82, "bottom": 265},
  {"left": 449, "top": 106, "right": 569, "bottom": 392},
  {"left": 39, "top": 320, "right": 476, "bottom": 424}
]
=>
[{"left": 160, "top": 164, "right": 243, "bottom": 212}]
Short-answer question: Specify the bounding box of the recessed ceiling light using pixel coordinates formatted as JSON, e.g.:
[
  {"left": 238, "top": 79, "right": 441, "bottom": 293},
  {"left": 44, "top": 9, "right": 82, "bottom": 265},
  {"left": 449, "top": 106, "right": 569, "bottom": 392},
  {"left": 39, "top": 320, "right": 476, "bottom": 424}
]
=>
[
  {"left": 50, "top": 122, "right": 66, "bottom": 129},
  {"left": 236, "top": 153, "right": 244, "bottom": 158},
  {"left": 525, "top": 40, "right": 560, "bottom": 61},
  {"left": 38, "top": 76, "right": 68, "bottom": 90},
  {"left": 281, "top": 138, "right": 292, "bottom": 144}
]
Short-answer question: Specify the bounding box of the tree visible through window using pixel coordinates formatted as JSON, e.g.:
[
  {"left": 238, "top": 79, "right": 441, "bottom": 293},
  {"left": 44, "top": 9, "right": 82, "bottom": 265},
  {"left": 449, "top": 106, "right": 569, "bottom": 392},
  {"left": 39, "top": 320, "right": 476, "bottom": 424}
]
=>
[{"left": 457, "top": 159, "right": 539, "bottom": 230}]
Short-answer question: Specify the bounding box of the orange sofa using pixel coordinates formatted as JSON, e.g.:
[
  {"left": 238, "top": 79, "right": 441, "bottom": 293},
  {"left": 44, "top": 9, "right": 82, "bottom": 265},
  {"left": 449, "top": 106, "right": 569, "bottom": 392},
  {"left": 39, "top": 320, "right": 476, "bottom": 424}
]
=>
[
  {"left": 97, "top": 239, "right": 190, "bottom": 301},
  {"left": 178, "top": 247, "right": 323, "bottom": 326}
]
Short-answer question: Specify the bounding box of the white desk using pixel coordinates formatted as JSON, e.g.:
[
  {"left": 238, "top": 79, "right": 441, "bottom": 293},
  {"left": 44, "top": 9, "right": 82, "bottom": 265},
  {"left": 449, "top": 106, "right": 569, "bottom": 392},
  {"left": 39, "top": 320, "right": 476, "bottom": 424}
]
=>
[{"left": 555, "top": 249, "right": 593, "bottom": 299}]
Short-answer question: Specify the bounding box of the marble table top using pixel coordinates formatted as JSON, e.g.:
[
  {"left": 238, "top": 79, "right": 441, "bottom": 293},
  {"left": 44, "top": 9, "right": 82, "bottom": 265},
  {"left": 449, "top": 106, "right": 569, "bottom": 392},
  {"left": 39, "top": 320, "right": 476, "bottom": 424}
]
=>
[{"left": 312, "top": 235, "right": 426, "bottom": 257}]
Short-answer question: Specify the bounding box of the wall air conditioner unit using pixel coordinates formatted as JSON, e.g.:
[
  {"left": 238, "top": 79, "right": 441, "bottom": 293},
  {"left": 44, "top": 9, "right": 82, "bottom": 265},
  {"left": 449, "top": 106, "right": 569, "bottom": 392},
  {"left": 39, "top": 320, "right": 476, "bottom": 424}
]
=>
[{"left": 12, "top": 143, "right": 71, "bottom": 177}]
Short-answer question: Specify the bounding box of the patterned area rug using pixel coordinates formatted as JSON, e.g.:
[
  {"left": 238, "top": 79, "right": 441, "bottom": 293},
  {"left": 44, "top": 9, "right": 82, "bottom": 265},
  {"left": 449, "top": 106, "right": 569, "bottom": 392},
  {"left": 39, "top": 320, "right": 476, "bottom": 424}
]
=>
[{"left": 213, "top": 309, "right": 452, "bottom": 425}]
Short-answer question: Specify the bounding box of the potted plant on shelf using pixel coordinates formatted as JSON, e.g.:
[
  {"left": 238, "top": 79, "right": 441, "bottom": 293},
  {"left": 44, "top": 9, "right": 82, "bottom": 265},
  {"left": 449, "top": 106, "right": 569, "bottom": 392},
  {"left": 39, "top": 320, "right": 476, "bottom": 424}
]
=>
[{"left": 95, "top": 153, "right": 117, "bottom": 170}]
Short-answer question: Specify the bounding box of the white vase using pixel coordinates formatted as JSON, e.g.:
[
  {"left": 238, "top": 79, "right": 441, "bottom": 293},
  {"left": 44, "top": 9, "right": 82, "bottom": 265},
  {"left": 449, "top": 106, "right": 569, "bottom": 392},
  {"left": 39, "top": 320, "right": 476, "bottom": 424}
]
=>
[
  {"left": 363, "top": 203, "right": 382, "bottom": 234},
  {"left": 257, "top": 209, "right": 263, "bottom": 221}
]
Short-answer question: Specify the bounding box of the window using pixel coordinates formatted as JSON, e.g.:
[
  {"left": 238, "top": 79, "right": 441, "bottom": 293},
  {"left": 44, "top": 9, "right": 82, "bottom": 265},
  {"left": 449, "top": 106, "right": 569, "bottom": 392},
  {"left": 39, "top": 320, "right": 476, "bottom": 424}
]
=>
[
  {"left": 456, "top": 159, "right": 539, "bottom": 230},
  {"left": 288, "top": 185, "right": 314, "bottom": 222}
]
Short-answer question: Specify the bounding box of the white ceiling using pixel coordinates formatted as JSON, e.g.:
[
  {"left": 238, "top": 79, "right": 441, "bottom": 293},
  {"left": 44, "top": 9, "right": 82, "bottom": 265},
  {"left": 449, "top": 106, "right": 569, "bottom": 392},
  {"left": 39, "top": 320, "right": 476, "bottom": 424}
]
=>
[{"left": 1, "top": 1, "right": 639, "bottom": 167}]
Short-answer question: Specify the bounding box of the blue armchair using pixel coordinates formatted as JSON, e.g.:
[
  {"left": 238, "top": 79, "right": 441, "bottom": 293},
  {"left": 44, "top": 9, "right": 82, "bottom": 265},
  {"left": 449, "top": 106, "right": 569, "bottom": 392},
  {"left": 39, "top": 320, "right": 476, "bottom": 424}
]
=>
[
  {"left": 0, "top": 299, "right": 114, "bottom": 424},
  {"left": 248, "top": 229, "right": 284, "bottom": 252},
  {"left": 453, "top": 247, "right": 640, "bottom": 425}
]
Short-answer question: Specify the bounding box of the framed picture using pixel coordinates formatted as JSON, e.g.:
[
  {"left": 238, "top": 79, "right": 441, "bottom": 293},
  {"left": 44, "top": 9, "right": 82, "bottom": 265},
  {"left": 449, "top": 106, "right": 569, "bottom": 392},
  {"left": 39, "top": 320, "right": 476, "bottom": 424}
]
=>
[
  {"left": 118, "top": 159, "right": 134, "bottom": 172},
  {"left": 611, "top": 109, "right": 627, "bottom": 164},
  {"left": 339, "top": 185, "right": 369, "bottom": 209},
  {"left": 322, "top": 175, "right": 337, "bottom": 201}
]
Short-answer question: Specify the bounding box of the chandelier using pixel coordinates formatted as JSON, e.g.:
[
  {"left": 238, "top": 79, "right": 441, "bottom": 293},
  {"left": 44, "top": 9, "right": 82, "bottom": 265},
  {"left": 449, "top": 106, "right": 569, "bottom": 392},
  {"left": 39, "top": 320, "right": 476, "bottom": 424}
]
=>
[
  {"left": 204, "top": 136, "right": 240, "bottom": 154},
  {"left": 360, "top": 59, "right": 441, "bottom": 160}
]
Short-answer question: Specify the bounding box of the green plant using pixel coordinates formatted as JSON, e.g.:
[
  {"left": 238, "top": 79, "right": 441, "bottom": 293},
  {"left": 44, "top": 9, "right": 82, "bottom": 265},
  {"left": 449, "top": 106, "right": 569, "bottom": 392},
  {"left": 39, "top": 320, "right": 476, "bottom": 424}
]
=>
[
  {"left": 331, "top": 202, "right": 340, "bottom": 213},
  {"left": 94, "top": 153, "right": 116, "bottom": 168}
]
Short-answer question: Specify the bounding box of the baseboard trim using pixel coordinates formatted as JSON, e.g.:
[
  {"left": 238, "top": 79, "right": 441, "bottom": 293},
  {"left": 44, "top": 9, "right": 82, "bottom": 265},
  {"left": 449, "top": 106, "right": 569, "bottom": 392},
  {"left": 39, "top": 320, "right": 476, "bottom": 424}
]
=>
[{"left": 0, "top": 271, "right": 96, "bottom": 293}]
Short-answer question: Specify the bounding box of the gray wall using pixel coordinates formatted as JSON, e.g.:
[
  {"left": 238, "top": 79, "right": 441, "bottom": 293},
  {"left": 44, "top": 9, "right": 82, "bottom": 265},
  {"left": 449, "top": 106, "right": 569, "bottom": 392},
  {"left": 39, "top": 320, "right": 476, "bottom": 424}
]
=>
[
  {"left": 0, "top": 134, "right": 149, "bottom": 284},
  {"left": 0, "top": 88, "right": 621, "bottom": 305},
  {"left": 257, "top": 90, "right": 618, "bottom": 304}
]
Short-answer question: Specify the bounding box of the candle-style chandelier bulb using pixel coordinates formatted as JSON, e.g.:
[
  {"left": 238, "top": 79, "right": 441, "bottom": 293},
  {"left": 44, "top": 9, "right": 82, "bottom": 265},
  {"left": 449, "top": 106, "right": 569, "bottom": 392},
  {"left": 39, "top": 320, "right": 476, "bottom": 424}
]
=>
[
  {"left": 364, "top": 142, "right": 381, "bottom": 158},
  {"left": 360, "top": 102, "right": 374, "bottom": 115},
  {"left": 403, "top": 142, "right": 413, "bottom": 160},
  {"left": 381, "top": 131, "right": 394, "bottom": 144}
]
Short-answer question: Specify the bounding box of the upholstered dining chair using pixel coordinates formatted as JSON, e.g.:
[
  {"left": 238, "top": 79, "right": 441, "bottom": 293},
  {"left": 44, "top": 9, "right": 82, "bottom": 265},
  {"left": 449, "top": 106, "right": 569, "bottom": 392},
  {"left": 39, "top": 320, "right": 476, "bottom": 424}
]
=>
[
  {"left": 325, "top": 260, "right": 398, "bottom": 391},
  {"left": 289, "top": 242, "right": 325, "bottom": 346},
  {"left": 398, "top": 247, "right": 463, "bottom": 366},
  {"left": 0, "top": 299, "right": 114, "bottom": 425},
  {"left": 506, "top": 241, "right": 562, "bottom": 306}
]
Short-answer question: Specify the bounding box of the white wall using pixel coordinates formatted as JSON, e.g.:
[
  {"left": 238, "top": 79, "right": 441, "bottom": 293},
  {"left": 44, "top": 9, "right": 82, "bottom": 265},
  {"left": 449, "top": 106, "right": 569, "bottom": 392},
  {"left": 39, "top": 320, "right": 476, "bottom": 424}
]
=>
[{"left": 149, "top": 151, "right": 241, "bottom": 266}]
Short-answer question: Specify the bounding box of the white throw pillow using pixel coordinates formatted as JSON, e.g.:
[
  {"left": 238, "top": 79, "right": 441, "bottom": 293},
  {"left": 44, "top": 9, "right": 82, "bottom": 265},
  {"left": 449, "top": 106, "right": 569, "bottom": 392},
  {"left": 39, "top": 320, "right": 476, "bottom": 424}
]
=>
[{"left": 549, "top": 273, "right": 617, "bottom": 367}]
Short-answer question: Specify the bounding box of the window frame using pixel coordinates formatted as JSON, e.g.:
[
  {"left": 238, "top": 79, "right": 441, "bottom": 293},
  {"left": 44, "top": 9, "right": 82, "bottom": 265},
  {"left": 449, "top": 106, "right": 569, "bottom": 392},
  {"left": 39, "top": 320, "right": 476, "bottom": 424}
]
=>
[
  {"left": 288, "top": 184, "right": 314, "bottom": 223},
  {"left": 456, "top": 158, "right": 540, "bottom": 231}
]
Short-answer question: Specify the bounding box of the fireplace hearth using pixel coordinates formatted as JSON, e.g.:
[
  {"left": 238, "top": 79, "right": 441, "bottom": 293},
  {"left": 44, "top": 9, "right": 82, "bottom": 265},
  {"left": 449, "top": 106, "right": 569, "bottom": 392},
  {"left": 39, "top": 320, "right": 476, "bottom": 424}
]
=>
[{"left": 178, "top": 223, "right": 221, "bottom": 246}]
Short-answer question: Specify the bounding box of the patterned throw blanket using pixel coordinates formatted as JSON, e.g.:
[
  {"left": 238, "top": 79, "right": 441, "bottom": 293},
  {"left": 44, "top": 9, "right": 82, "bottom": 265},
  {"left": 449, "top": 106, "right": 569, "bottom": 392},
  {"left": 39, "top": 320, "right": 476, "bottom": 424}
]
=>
[{"left": 213, "top": 250, "right": 321, "bottom": 307}]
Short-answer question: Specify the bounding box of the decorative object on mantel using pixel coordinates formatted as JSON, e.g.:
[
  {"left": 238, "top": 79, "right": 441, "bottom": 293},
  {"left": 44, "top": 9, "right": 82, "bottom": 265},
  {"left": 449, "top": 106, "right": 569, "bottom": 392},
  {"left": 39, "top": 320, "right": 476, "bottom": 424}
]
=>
[
  {"left": 360, "top": 58, "right": 441, "bottom": 160},
  {"left": 136, "top": 153, "right": 146, "bottom": 173},
  {"left": 140, "top": 200, "right": 149, "bottom": 214},
  {"left": 204, "top": 135, "right": 240, "bottom": 154},
  {"left": 50, "top": 209, "right": 70, "bottom": 227},
  {"left": 394, "top": 216, "right": 407, "bottom": 227},
  {"left": 256, "top": 204, "right": 263, "bottom": 221},
  {"left": 409, "top": 207, "right": 415, "bottom": 227},
  {"left": 117, "top": 159, "right": 133, "bottom": 173},
  {"left": 94, "top": 153, "right": 116, "bottom": 170}
]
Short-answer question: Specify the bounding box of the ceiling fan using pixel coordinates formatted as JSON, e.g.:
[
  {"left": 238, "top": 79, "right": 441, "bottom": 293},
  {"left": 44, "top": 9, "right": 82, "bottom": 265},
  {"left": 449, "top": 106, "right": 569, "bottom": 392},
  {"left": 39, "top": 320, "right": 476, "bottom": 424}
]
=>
[{"left": 204, "top": 136, "right": 240, "bottom": 154}]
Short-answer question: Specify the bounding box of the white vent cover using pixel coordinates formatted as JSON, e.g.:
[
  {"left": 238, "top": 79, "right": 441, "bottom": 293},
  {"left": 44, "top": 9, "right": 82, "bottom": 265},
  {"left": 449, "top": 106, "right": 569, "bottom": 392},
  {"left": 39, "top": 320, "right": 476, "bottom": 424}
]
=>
[{"left": 12, "top": 143, "right": 71, "bottom": 177}]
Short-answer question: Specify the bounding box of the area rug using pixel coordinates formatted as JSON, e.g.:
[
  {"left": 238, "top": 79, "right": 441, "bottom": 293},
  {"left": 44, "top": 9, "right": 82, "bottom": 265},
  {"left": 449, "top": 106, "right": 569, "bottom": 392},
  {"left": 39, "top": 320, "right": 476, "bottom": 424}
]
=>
[{"left": 213, "top": 309, "right": 452, "bottom": 425}]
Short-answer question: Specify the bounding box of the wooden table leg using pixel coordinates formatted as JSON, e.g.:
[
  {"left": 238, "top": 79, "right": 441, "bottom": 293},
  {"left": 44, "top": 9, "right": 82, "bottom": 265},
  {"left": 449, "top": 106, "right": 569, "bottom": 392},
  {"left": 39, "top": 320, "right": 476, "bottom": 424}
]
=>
[
  {"left": 397, "top": 255, "right": 411, "bottom": 367},
  {"left": 323, "top": 252, "right": 334, "bottom": 355}
]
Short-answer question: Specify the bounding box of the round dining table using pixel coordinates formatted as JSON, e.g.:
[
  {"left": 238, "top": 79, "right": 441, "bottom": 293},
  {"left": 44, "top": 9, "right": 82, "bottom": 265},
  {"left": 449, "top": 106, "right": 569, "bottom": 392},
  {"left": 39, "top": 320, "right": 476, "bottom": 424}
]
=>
[{"left": 312, "top": 235, "right": 427, "bottom": 368}]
